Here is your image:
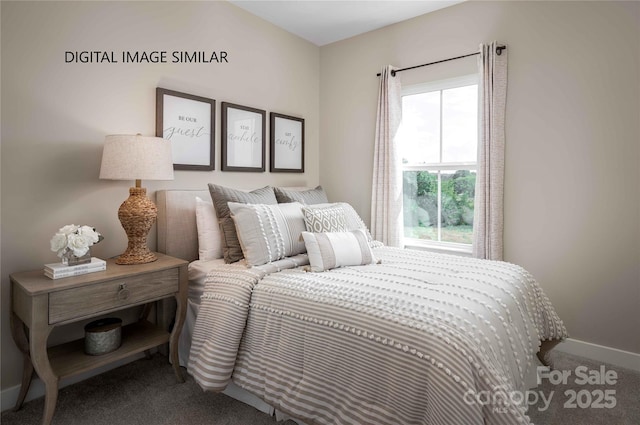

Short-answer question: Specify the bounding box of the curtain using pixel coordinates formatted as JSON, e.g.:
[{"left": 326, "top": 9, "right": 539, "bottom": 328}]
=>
[
  {"left": 371, "top": 65, "right": 403, "bottom": 247},
  {"left": 473, "top": 42, "right": 508, "bottom": 260}
]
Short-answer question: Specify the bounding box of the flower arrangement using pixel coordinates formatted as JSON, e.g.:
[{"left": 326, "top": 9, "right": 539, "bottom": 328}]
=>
[{"left": 50, "top": 224, "right": 103, "bottom": 259}]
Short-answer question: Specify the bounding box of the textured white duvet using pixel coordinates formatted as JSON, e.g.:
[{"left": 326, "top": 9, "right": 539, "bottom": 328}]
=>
[{"left": 188, "top": 246, "right": 567, "bottom": 424}]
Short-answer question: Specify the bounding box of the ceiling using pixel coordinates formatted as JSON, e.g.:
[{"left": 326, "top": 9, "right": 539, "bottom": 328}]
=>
[{"left": 229, "top": 1, "right": 464, "bottom": 46}]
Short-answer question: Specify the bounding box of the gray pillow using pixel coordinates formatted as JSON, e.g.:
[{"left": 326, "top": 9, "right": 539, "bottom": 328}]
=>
[
  {"left": 274, "top": 185, "right": 328, "bottom": 205},
  {"left": 302, "top": 205, "right": 347, "bottom": 233},
  {"left": 229, "top": 202, "right": 306, "bottom": 266},
  {"left": 304, "top": 202, "right": 374, "bottom": 242},
  {"left": 208, "top": 184, "right": 277, "bottom": 263}
]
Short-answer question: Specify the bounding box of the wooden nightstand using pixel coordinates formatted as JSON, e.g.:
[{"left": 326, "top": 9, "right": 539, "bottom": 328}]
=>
[{"left": 10, "top": 253, "right": 188, "bottom": 425}]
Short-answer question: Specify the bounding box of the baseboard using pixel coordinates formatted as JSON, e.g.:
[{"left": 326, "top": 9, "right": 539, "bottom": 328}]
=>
[
  {"left": 1, "top": 353, "right": 145, "bottom": 413},
  {"left": 556, "top": 338, "right": 640, "bottom": 372}
]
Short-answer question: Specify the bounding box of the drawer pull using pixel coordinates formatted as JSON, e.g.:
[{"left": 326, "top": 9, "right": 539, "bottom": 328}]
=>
[{"left": 117, "top": 284, "right": 130, "bottom": 301}]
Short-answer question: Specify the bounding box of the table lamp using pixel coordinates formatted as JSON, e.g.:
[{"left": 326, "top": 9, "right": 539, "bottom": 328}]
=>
[{"left": 99, "top": 134, "right": 174, "bottom": 264}]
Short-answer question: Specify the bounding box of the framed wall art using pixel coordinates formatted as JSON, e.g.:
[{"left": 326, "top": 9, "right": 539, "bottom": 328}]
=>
[
  {"left": 270, "top": 112, "right": 304, "bottom": 173},
  {"left": 156, "top": 88, "right": 215, "bottom": 171},
  {"left": 221, "top": 102, "right": 266, "bottom": 172}
]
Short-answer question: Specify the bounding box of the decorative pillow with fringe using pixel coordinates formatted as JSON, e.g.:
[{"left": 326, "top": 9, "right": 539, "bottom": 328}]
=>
[{"left": 301, "top": 229, "right": 378, "bottom": 272}]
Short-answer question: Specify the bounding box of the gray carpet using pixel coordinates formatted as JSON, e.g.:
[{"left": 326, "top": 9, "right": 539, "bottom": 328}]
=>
[
  {"left": 527, "top": 351, "right": 639, "bottom": 424},
  {"left": 1, "top": 354, "right": 289, "bottom": 425},
  {"left": 2, "top": 351, "right": 638, "bottom": 424}
]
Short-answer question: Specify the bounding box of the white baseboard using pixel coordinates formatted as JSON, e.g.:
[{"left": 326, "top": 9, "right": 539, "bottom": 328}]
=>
[
  {"left": 556, "top": 338, "right": 640, "bottom": 372},
  {"left": 0, "top": 353, "right": 145, "bottom": 413}
]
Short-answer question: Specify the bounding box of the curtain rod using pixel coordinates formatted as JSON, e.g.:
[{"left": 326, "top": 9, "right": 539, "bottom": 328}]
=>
[{"left": 377, "top": 45, "right": 506, "bottom": 77}]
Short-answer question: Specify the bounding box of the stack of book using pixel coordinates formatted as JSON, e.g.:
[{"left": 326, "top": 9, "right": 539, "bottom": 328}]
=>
[{"left": 44, "top": 257, "right": 107, "bottom": 279}]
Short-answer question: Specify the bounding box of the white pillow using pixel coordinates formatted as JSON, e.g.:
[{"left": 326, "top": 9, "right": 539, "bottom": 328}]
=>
[
  {"left": 195, "top": 197, "right": 223, "bottom": 261},
  {"left": 228, "top": 202, "right": 306, "bottom": 266},
  {"left": 301, "top": 229, "right": 378, "bottom": 272}
]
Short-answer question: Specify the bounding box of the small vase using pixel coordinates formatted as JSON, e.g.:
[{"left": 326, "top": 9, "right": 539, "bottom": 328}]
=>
[{"left": 61, "top": 250, "right": 92, "bottom": 266}]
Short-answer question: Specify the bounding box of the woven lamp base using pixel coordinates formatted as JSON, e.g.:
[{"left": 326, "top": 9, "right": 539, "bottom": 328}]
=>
[{"left": 116, "top": 187, "right": 157, "bottom": 265}]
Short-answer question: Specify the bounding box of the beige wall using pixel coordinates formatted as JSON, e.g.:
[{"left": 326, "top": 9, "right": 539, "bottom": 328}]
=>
[
  {"left": 0, "top": 1, "right": 319, "bottom": 392},
  {"left": 320, "top": 1, "right": 640, "bottom": 353}
]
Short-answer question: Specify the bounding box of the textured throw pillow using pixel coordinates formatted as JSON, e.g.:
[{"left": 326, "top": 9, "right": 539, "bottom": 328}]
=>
[
  {"left": 302, "top": 205, "right": 347, "bottom": 233},
  {"left": 208, "top": 184, "right": 278, "bottom": 263},
  {"left": 274, "top": 186, "right": 328, "bottom": 205},
  {"left": 301, "top": 229, "right": 378, "bottom": 272},
  {"left": 228, "top": 202, "right": 306, "bottom": 266},
  {"left": 338, "top": 203, "right": 372, "bottom": 238},
  {"left": 305, "top": 202, "right": 374, "bottom": 242},
  {"left": 195, "top": 197, "right": 223, "bottom": 261}
]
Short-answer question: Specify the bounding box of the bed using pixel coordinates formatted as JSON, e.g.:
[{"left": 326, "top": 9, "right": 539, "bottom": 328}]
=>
[{"left": 156, "top": 188, "right": 567, "bottom": 425}]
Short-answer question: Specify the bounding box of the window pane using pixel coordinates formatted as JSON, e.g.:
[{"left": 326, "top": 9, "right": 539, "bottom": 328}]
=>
[
  {"left": 397, "top": 91, "right": 440, "bottom": 165},
  {"left": 439, "top": 170, "right": 476, "bottom": 244},
  {"left": 403, "top": 170, "right": 438, "bottom": 240},
  {"left": 442, "top": 85, "right": 478, "bottom": 163}
]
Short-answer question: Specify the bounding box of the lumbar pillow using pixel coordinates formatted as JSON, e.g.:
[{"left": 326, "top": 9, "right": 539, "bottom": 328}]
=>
[
  {"left": 301, "top": 229, "right": 378, "bottom": 272},
  {"left": 208, "top": 184, "right": 277, "bottom": 263},
  {"left": 274, "top": 185, "right": 328, "bottom": 205},
  {"left": 195, "top": 197, "right": 223, "bottom": 261},
  {"left": 302, "top": 204, "right": 347, "bottom": 233},
  {"left": 228, "top": 202, "right": 307, "bottom": 266}
]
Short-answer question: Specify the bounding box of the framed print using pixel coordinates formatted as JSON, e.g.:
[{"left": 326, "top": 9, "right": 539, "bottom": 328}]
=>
[
  {"left": 221, "top": 102, "right": 266, "bottom": 172},
  {"left": 156, "top": 88, "right": 215, "bottom": 171},
  {"left": 270, "top": 112, "right": 304, "bottom": 173}
]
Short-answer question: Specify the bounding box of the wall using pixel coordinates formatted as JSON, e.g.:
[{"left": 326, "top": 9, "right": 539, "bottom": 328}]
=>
[
  {"left": 0, "top": 1, "right": 319, "bottom": 393},
  {"left": 320, "top": 1, "right": 640, "bottom": 354}
]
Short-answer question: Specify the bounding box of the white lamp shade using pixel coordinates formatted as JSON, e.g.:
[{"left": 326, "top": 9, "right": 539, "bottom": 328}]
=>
[{"left": 99, "top": 135, "right": 174, "bottom": 181}]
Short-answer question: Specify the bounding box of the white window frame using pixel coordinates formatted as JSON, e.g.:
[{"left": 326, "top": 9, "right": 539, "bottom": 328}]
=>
[{"left": 401, "top": 74, "right": 479, "bottom": 254}]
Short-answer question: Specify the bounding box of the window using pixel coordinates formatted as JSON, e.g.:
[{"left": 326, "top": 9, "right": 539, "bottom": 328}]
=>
[{"left": 397, "top": 75, "right": 478, "bottom": 252}]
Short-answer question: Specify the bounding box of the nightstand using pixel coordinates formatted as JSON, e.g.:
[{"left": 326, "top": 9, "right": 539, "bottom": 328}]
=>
[{"left": 10, "top": 253, "right": 188, "bottom": 425}]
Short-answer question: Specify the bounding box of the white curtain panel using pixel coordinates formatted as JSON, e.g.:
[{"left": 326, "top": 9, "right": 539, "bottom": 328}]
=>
[
  {"left": 473, "top": 42, "right": 508, "bottom": 260},
  {"left": 371, "top": 65, "right": 403, "bottom": 247}
]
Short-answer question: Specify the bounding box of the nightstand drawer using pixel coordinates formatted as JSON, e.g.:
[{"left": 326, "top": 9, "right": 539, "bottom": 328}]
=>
[{"left": 49, "top": 268, "right": 179, "bottom": 324}]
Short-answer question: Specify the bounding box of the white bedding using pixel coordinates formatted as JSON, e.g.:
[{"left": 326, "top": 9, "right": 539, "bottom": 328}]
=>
[
  {"left": 187, "top": 246, "right": 568, "bottom": 425},
  {"left": 180, "top": 255, "right": 311, "bottom": 366},
  {"left": 179, "top": 258, "right": 225, "bottom": 366},
  {"left": 157, "top": 189, "right": 567, "bottom": 425}
]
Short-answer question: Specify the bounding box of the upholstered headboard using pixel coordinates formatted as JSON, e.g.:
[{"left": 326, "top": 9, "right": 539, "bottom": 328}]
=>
[
  {"left": 156, "top": 190, "right": 209, "bottom": 262},
  {"left": 156, "top": 187, "right": 313, "bottom": 262}
]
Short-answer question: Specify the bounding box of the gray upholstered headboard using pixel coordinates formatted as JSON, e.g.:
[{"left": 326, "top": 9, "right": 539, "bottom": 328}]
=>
[
  {"left": 156, "top": 187, "right": 312, "bottom": 262},
  {"left": 156, "top": 190, "right": 209, "bottom": 262}
]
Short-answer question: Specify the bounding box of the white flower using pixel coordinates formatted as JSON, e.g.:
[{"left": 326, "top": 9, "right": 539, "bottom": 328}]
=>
[
  {"left": 67, "top": 233, "right": 91, "bottom": 257},
  {"left": 50, "top": 233, "right": 68, "bottom": 253},
  {"left": 50, "top": 224, "right": 103, "bottom": 260},
  {"left": 79, "top": 225, "right": 100, "bottom": 243},
  {"left": 58, "top": 224, "right": 79, "bottom": 235}
]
